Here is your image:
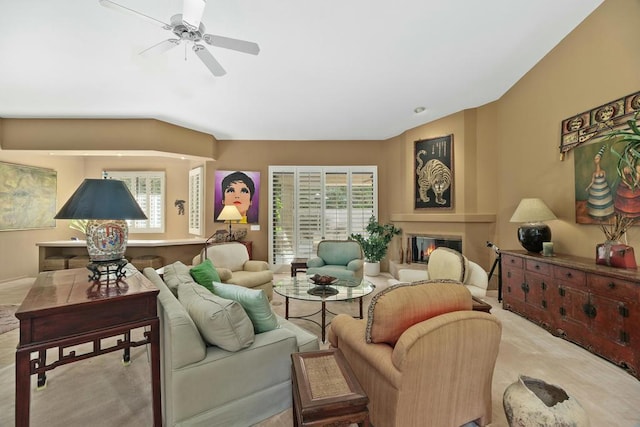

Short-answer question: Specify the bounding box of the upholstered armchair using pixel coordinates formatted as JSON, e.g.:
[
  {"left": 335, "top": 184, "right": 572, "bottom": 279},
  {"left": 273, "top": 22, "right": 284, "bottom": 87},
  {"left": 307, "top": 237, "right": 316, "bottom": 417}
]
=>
[
  {"left": 306, "top": 240, "right": 364, "bottom": 281},
  {"left": 328, "top": 282, "right": 502, "bottom": 427},
  {"left": 192, "top": 242, "right": 274, "bottom": 299},
  {"left": 390, "top": 247, "right": 489, "bottom": 297}
]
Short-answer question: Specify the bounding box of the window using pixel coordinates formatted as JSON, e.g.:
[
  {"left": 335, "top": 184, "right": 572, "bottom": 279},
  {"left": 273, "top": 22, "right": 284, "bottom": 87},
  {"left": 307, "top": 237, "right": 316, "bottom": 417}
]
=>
[
  {"left": 103, "top": 171, "right": 165, "bottom": 233},
  {"left": 269, "top": 166, "right": 377, "bottom": 269}
]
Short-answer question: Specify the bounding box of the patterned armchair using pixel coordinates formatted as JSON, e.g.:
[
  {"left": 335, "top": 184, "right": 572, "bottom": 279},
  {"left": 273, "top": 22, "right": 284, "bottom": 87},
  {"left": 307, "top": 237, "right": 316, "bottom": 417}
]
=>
[{"left": 328, "top": 282, "right": 502, "bottom": 427}]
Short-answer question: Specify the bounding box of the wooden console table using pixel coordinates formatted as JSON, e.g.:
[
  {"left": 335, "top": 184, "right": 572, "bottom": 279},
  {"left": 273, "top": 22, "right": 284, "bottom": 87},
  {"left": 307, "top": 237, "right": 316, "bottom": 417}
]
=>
[
  {"left": 501, "top": 250, "right": 640, "bottom": 379},
  {"left": 14, "top": 267, "right": 161, "bottom": 426}
]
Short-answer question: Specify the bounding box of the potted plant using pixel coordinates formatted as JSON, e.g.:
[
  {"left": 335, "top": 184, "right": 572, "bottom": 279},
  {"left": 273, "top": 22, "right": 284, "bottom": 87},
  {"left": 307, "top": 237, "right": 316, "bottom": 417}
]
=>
[{"left": 350, "top": 216, "right": 401, "bottom": 276}]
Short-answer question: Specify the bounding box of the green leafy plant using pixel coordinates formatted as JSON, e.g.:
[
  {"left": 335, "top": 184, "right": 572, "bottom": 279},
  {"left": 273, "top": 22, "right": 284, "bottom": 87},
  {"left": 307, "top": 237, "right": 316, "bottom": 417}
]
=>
[
  {"left": 607, "top": 111, "right": 640, "bottom": 190},
  {"left": 349, "top": 216, "right": 401, "bottom": 262},
  {"left": 69, "top": 219, "right": 88, "bottom": 234}
]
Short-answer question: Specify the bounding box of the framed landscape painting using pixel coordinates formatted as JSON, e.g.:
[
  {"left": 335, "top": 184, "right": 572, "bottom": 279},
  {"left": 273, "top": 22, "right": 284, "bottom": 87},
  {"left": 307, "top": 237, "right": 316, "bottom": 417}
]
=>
[
  {"left": 0, "top": 162, "right": 57, "bottom": 230},
  {"left": 414, "top": 135, "right": 454, "bottom": 209}
]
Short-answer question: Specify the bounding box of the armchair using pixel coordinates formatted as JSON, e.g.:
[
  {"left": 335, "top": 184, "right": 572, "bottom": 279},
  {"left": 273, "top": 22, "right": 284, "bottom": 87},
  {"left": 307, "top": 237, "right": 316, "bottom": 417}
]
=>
[
  {"left": 306, "top": 240, "right": 364, "bottom": 281},
  {"left": 192, "top": 242, "right": 274, "bottom": 299},
  {"left": 390, "top": 247, "right": 489, "bottom": 297},
  {"left": 328, "top": 281, "right": 502, "bottom": 427}
]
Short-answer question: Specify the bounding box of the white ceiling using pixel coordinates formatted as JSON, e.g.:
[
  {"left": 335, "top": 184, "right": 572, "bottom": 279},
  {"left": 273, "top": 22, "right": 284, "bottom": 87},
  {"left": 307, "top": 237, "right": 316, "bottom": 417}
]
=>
[{"left": 0, "top": 0, "right": 603, "bottom": 141}]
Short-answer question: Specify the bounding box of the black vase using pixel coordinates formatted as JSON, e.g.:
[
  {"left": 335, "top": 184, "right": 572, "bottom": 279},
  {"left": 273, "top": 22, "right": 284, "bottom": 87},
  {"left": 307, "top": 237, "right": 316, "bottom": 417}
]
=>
[{"left": 517, "top": 223, "right": 551, "bottom": 253}]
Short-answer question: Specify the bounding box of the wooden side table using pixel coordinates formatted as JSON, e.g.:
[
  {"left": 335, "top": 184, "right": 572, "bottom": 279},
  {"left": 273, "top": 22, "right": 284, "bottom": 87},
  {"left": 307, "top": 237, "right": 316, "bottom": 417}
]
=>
[
  {"left": 291, "top": 348, "right": 369, "bottom": 427},
  {"left": 291, "top": 258, "right": 308, "bottom": 277},
  {"left": 14, "top": 267, "right": 161, "bottom": 426}
]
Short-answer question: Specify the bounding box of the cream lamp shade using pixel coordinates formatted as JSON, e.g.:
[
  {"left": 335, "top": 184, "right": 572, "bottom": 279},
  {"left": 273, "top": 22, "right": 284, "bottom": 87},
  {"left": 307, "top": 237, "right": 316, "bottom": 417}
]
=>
[
  {"left": 510, "top": 198, "right": 557, "bottom": 253},
  {"left": 217, "top": 205, "right": 243, "bottom": 241}
]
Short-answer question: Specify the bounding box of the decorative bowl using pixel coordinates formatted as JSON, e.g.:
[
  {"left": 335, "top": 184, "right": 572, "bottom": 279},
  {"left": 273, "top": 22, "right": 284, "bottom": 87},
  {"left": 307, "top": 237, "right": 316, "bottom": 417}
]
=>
[{"left": 309, "top": 274, "right": 338, "bottom": 285}]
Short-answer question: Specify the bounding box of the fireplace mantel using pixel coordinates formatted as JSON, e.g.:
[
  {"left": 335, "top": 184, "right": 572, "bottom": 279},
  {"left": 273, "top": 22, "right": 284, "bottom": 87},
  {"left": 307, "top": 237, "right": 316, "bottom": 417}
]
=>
[{"left": 390, "top": 213, "right": 496, "bottom": 223}]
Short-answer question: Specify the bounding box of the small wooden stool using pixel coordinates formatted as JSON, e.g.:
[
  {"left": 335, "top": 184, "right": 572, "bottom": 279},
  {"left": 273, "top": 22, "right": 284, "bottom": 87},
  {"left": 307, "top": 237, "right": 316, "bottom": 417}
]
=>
[
  {"left": 131, "top": 255, "right": 164, "bottom": 271},
  {"left": 43, "top": 255, "right": 74, "bottom": 271},
  {"left": 291, "top": 348, "right": 369, "bottom": 427}
]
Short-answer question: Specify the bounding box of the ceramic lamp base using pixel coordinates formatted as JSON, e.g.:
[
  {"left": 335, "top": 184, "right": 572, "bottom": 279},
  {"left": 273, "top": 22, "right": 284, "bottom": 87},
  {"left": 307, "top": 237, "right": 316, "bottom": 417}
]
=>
[
  {"left": 85, "top": 219, "right": 129, "bottom": 262},
  {"left": 517, "top": 223, "right": 551, "bottom": 253}
]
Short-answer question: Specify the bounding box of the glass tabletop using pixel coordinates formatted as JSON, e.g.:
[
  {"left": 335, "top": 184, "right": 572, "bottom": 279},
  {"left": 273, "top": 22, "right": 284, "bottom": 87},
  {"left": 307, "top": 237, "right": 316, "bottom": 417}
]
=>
[{"left": 274, "top": 276, "right": 375, "bottom": 302}]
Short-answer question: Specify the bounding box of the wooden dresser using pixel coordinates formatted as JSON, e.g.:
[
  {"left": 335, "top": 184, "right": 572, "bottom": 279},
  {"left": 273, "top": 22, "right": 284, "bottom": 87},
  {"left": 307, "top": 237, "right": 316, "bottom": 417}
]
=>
[{"left": 501, "top": 250, "right": 640, "bottom": 379}]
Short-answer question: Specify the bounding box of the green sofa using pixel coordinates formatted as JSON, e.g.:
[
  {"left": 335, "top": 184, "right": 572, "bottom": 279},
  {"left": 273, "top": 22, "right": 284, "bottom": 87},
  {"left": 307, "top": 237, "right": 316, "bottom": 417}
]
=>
[{"left": 143, "top": 262, "right": 319, "bottom": 426}]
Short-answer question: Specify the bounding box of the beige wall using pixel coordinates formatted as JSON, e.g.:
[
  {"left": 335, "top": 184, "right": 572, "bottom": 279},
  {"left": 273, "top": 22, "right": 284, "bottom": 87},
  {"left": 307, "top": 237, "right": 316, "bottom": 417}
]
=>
[
  {"left": 495, "top": 0, "right": 640, "bottom": 257},
  {"left": 1, "top": 0, "right": 638, "bottom": 281}
]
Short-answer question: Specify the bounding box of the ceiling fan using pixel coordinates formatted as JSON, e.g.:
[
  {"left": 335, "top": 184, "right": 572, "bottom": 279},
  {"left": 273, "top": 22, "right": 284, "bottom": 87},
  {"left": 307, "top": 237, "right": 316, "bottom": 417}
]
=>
[{"left": 99, "top": 0, "right": 260, "bottom": 77}]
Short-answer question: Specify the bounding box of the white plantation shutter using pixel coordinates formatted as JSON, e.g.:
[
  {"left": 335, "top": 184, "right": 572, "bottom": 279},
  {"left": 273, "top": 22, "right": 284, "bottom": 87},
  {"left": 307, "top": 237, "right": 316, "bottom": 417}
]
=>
[
  {"left": 104, "top": 171, "right": 165, "bottom": 233},
  {"left": 189, "top": 167, "right": 203, "bottom": 235},
  {"left": 269, "top": 166, "right": 377, "bottom": 269}
]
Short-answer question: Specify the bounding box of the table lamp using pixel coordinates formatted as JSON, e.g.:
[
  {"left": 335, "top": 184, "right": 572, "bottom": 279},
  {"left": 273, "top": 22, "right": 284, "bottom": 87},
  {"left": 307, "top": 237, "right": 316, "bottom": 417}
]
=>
[
  {"left": 54, "top": 178, "right": 147, "bottom": 280},
  {"left": 510, "top": 198, "right": 557, "bottom": 253},
  {"left": 216, "top": 205, "right": 243, "bottom": 241}
]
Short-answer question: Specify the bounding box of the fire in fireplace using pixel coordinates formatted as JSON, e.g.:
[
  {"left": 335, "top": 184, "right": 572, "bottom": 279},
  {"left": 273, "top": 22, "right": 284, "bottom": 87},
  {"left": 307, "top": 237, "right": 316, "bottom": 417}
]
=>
[{"left": 410, "top": 235, "right": 462, "bottom": 264}]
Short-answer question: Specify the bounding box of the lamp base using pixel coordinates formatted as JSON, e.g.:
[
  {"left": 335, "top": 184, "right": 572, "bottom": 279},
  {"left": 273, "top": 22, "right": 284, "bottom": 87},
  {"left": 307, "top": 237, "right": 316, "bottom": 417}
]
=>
[
  {"left": 518, "top": 223, "right": 551, "bottom": 253},
  {"left": 87, "top": 258, "right": 128, "bottom": 283}
]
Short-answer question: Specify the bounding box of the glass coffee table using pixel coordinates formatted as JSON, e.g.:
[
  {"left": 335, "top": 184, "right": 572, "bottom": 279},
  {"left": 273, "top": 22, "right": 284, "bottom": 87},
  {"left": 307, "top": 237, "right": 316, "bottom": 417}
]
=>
[{"left": 274, "top": 277, "right": 375, "bottom": 342}]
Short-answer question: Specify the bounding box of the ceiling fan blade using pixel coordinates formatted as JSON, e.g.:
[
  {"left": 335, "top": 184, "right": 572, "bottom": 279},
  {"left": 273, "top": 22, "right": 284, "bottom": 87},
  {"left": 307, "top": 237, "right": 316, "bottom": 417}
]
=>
[
  {"left": 182, "top": 0, "right": 206, "bottom": 31},
  {"left": 193, "top": 44, "right": 226, "bottom": 77},
  {"left": 99, "top": 0, "right": 170, "bottom": 28},
  {"left": 139, "top": 39, "right": 181, "bottom": 57},
  {"left": 203, "top": 34, "right": 260, "bottom": 55}
]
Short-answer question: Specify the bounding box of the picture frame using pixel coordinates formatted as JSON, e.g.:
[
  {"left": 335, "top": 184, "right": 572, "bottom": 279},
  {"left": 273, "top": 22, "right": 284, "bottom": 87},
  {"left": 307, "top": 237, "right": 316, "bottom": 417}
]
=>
[
  {"left": 214, "top": 170, "right": 260, "bottom": 224},
  {"left": 0, "top": 161, "right": 57, "bottom": 231},
  {"left": 414, "top": 135, "right": 454, "bottom": 209}
]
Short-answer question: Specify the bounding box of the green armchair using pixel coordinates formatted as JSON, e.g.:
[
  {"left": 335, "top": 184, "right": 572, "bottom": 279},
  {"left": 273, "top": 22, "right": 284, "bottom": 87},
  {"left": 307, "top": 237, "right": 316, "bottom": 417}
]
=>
[{"left": 306, "top": 240, "right": 364, "bottom": 281}]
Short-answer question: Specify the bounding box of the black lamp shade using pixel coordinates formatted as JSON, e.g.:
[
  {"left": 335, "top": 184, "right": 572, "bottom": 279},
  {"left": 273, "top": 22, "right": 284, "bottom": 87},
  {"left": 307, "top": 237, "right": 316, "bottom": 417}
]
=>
[
  {"left": 55, "top": 179, "right": 147, "bottom": 220},
  {"left": 517, "top": 223, "right": 552, "bottom": 253}
]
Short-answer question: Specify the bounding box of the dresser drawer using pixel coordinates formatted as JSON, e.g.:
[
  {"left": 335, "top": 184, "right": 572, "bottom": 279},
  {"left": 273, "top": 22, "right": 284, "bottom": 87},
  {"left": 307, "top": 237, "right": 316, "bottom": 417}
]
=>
[
  {"left": 554, "top": 266, "right": 586, "bottom": 287},
  {"left": 526, "top": 259, "right": 552, "bottom": 276},
  {"left": 503, "top": 254, "right": 523, "bottom": 269},
  {"left": 588, "top": 275, "right": 639, "bottom": 302}
]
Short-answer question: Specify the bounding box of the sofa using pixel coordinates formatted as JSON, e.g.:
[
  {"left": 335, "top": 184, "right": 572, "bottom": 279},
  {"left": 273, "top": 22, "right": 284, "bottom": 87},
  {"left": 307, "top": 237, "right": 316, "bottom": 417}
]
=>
[
  {"left": 192, "top": 242, "right": 274, "bottom": 300},
  {"left": 306, "top": 240, "right": 364, "bottom": 281},
  {"left": 143, "top": 261, "right": 319, "bottom": 427},
  {"left": 328, "top": 281, "right": 502, "bottom": 427},
  {"left": 388, "top": 247, "right": 489, "bottom": 298}
]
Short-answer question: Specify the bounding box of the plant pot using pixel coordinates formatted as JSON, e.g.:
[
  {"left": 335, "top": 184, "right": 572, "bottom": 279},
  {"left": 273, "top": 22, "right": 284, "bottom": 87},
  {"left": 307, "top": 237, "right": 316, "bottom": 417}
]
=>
[
  {"left": 364, "top": 261, "right": 380, "bottom": 276},
  {"left": 503, "top": 375, "right": 589, "bottom": 427}
]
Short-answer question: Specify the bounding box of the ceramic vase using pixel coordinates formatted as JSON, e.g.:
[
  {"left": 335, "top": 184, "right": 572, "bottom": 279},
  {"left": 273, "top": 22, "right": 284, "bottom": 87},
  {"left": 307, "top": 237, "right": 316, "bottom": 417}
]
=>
[
  {"left": 364, "top": 261, "right": 380, "bottom": 276},
  {"left": 503, "top": 375, "right": 590, "bottom": 427}
]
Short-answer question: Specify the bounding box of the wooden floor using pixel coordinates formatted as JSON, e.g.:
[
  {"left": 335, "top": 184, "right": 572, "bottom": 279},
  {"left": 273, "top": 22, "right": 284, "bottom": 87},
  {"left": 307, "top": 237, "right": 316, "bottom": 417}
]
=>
[{"left": 1, "top": 273, "right": 640, "bottom": 426}]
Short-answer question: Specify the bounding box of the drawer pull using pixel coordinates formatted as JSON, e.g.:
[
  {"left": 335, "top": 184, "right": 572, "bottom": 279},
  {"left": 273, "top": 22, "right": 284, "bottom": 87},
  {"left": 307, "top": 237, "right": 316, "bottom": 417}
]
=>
[
  {"left": 507, "top": 271, "right": 511, "bottom": 278},
  {"left": 608, "top": 282, "right": 616, "bottom": 289},
  {"left": 521, "top": 282, "right": 529, "bottom": 293},
  {"left": 619, "top": 305, "right": 629, "bottom": 318},
  {"left": 582, "top": 303, "right": 597, "bottom": 319},
  {"left": 559, "top": 307, "right": 566, "bottom": 316},
  {"left": 541, "top": 300, "right": 547, "bottom": 309},
  {"left": 541, "top": 281, "right": 547, "bottom": 290},
  {"left": 620, "top": 331, "right": 629, "bottom": 344},
  {"left": 535, "top": 264, "right": 540, "bottom": 270},
  {"left": 565, "top": 272, "right": 573, "bottom": 278},
  {"left": 558, "top": 287, "right": 565, "bottom": 297}
]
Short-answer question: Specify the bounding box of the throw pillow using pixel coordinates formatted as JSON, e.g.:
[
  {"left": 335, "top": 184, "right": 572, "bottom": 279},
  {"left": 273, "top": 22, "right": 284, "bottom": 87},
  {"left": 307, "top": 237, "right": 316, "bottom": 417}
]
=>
[
  {"left": 365, "top": 280, "right": 472, "bottom": 346},
  {"left": 212, "top": 282, "right": 278, "bottom": 333},
  {"left": 190, "top": 259, "right": 221, "bottom": 293},
  {"left": 178, "top": 282, "right": 254, "bottom": 352},
  {"left": 163, "top": 261, "right": 196, "bottom": 296}
]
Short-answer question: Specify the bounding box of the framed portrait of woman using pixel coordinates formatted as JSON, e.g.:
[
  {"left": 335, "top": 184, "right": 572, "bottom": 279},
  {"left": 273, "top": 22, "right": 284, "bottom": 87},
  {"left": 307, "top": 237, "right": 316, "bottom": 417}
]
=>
[{"left": 214, "top": 170, "right": 260, "bottom": 224}]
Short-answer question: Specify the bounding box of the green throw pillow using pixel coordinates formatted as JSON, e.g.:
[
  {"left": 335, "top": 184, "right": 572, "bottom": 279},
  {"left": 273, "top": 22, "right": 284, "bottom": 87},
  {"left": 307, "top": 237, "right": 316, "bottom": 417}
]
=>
[
  {"left": 212, "top": 282, "right": 278, "bottom": 333},
  {"left": 190, "top": 259, "right": 221, "bottom": 293}
]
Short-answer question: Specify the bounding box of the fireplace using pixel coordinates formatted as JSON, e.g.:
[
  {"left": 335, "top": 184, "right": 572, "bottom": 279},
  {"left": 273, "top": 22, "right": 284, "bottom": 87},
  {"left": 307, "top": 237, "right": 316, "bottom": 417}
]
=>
[{"left": 409, "top": 235, "right": 462, "bottom": 264}]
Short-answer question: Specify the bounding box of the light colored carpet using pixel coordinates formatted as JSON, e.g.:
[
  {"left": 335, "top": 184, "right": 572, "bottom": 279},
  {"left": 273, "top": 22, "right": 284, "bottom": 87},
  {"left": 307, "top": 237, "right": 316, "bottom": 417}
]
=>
[
  {"left": 0, "top": 305, "right": 19, "bottom": 335},
  {"left": 1, "top": 273, "right": 639, "bottom": 426}
]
